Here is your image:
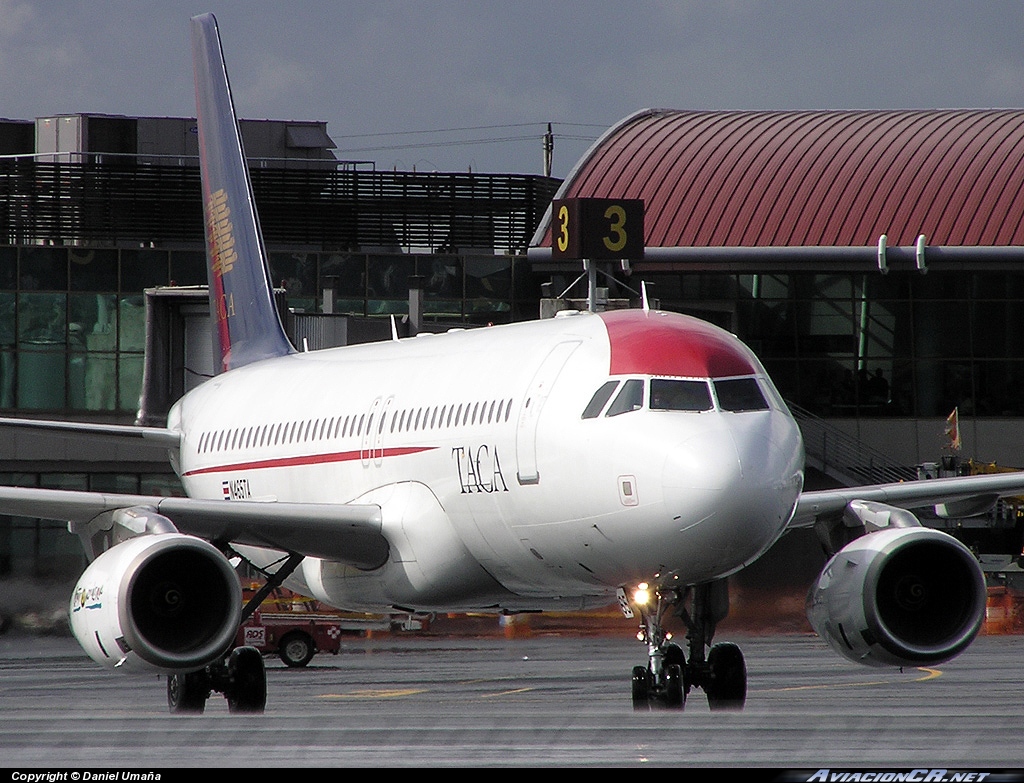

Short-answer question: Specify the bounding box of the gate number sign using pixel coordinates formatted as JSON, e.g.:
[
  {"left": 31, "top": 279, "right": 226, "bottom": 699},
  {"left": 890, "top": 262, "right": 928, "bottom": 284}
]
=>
[{"left": 550, "top": 198, "right": 644, "bottom": 260}]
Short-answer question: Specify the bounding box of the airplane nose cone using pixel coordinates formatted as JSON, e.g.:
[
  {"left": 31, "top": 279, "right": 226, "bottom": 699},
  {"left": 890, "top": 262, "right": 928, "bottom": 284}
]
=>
[
  {"left": 662, "top": 424, "right": 741, "bottom": 491},
  {"left": 660, "top": 412, "right": 803, "bottom": 573}
]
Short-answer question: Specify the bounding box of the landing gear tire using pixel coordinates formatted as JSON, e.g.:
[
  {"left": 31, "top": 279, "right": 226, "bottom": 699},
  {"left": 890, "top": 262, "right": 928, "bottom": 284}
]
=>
[
  {"left": 226, "top": 646, "right": 267, "bottom": 714},
  {"left": 278, "top": 631, "right": 315, "bottom": 668},
  {"left": 662, "top": 663, "right": 684, "bottom": 709},
  {"left": 705, "top": 642, "right": 746, "bottom": 711},
  {"left": 631, "top": 665, "right": 651, "bottom": 710},
  {"left": 663, "top": 642, "right": 688, "bottom": 694},
  {"left": 167, "top": 670, "right": 210, "bottom": 714}
]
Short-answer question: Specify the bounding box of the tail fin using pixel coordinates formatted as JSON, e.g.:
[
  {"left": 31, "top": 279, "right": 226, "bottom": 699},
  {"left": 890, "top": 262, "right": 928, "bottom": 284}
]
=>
[{"left": 191, "top": 13, "right": 294, "bottom": 373}]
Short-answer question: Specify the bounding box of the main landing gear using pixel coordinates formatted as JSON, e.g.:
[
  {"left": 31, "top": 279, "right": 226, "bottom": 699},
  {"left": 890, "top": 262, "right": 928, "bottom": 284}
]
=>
[
  {"left": 167, "top": 645, "right": 267, "bottom": 714},
  {"left": 626, "top": 579, "right": 747, "bottom": 711},
  {"left": 166, "top": 551, "right": 306, "bottom": 714}
]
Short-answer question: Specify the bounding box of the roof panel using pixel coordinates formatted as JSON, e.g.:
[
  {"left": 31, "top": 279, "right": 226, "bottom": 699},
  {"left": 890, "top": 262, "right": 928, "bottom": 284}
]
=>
[{"left": 536, "top": 109, "right": 1024, "bottom": 250}]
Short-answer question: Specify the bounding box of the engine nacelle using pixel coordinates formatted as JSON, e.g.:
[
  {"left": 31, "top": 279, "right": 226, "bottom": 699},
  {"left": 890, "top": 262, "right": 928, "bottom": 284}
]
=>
[
  {"left": 806, "top": 526, "right": 986, "bottom": 668},
  {"left": 70, "top": 534, "right": 241, "bottom": 673}
]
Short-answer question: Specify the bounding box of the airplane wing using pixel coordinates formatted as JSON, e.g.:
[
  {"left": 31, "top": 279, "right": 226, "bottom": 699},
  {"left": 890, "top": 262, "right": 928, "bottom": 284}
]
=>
[
  {"left": 790, "top": 470, "right": 1024, "bottom": 528},
  {"left": 0, "top": 486, "right": 387, "bottom": 569},
  {"left": 0, "top": 417, "right": 180, "bottom": 449}
]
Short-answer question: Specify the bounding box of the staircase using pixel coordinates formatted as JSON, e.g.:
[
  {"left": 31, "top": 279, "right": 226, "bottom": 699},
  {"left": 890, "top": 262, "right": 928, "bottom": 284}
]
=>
[{"left": 788, "top": 402, "right": 918, "bottom": 486}]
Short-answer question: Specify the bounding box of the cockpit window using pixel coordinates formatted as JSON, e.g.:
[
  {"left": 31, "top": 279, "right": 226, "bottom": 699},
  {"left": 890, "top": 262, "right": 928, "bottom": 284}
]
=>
[
  {"left": 650, "top": 379, "right": 713, "bottom": 412},
  {"left": 606, "top": 378, "right": 644, "bottom": 417},
  {"left": 581, "top": 380, "right": 620, "bottom": 419},
  {"left": 714, "top": 377, "right": 770, "bottom": 412}
]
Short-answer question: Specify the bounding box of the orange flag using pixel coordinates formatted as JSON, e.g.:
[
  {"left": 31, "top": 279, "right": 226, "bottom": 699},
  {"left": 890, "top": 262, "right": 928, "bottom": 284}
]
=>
[{"left": 945, "top": 407, "right": 961, "bottom": 451}]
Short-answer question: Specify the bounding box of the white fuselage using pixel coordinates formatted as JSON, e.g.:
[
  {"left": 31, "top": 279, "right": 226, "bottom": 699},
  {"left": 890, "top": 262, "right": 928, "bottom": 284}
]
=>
[{"left": 167, "top": 309, "right": 805, "bottom": 613}]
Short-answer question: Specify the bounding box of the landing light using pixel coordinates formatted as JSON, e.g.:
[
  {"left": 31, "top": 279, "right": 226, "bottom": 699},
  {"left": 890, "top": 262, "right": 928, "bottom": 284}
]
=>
[{"left": 633, "top": 584, "right": 651, "bottom": 606}]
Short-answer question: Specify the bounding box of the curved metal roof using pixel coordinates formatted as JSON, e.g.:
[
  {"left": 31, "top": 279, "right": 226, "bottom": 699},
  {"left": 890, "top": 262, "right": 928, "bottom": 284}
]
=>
[{"left": 532, "top": 109, "right": 1024, "bottom": 250}]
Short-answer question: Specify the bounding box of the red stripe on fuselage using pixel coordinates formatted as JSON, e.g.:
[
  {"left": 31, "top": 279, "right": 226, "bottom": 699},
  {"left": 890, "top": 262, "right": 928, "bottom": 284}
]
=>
[
  {"left": 182, "top": 445, "right": 435, "bottom": 477},
  {"left": 599, "top": 309, "right": 756, "bottom": 378}
]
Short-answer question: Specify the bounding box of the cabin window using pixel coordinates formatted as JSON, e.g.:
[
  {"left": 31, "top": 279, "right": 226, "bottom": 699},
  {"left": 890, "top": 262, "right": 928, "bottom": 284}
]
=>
[
  {"left": 650, "top": 379, "right": 714, "bottom": 412},
  {"left": 582, "top": 380, "right": 619, "bottom": 419},
  {"left": 606, "top": 379, "right": 644, "bottom": 417},
  {"left": 714, "top": 377, "right": 770, "bottom": 412}
]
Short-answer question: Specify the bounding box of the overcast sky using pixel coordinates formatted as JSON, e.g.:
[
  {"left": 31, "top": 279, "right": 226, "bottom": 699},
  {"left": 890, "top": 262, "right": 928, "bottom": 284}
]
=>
[{"left": 2, "top": 1, "right": 1024, "bottom": 178}]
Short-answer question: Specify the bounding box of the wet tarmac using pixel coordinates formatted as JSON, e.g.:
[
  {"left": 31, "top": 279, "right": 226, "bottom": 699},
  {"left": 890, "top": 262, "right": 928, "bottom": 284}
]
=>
[{"left": 2, "top": 631, "right": 1023, "bottom": 768}]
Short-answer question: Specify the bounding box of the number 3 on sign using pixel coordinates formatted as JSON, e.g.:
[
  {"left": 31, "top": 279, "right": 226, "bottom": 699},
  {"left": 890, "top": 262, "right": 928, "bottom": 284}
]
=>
[
  {"left": 603, "top": 204, "right": 627, "bottom": 253},
  {"left": 549, "top": 198, "right": 643, "bottom": 260},
  {"left": 556, "top": 204, "right": 570, "bottom": 253}
]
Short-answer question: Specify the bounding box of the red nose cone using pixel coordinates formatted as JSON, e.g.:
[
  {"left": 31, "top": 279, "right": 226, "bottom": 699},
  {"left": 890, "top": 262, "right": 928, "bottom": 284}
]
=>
[{"left": 600, "top": 309, "right": 756, "bottom": 378}]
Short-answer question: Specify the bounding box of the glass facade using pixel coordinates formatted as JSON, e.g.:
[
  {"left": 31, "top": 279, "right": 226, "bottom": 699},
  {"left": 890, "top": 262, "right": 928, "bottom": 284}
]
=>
[
  {"left": 0, "top": 246, "right": 539, "bottom": 413},
  {"left": 645, "top": 271, "right": 1024, "bottom": 418},
  {"left": 277, "top": 250, "right": 539, "bottom": 323},
  {"left": 0, "top": 246, "right": 178, "bottom": 413},
  {"left": 0, "top": 471, "right": 183, "bottom": 578},
  {"left": 4, "top": 245, "right": 1021, "bottom": 421}
]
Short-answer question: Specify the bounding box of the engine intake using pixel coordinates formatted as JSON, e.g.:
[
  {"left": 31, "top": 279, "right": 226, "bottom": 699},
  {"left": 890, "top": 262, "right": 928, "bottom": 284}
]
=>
[
  {"left": 806, "top": 526, "right": 986, "bottom": 667},
  {"left": 70, "top": 533, "right": 241, "bottom": 672}
]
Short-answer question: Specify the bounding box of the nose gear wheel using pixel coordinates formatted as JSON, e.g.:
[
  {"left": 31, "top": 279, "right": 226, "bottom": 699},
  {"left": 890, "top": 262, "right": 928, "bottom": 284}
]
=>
[{"left": 628, "top": 580, "right": 746, "bottom": 711}]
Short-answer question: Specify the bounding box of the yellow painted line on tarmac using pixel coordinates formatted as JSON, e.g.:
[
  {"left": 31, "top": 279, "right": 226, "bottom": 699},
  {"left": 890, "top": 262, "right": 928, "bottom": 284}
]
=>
[
  {"left": 318, "top": 688, "right": 427, "bottom": 699},
  {"left": 482, "top": 687, "right": 533, "bottom": 698},
  {"left": 761, "top": 667, "right": 942, "bottom": 693}
]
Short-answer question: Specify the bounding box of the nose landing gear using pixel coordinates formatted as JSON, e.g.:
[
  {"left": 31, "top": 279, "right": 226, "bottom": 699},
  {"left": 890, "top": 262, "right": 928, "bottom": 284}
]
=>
[{"left": 623, "top": 579, "right": 747, "bottom": 711}]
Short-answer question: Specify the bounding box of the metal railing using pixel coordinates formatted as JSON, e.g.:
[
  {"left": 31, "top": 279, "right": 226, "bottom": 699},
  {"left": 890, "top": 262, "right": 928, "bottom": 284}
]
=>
[
  {"left": 0, "top": 155, "right": 561, "bottom": 252},
  {"left": 788, "top": 401, "right": 917, "bottom": 486}
]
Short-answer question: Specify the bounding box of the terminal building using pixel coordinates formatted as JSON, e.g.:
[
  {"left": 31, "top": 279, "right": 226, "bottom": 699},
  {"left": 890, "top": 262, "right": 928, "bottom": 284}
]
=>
[{"left": 4, "top": 107, "right": 1024, "bottom": 581}]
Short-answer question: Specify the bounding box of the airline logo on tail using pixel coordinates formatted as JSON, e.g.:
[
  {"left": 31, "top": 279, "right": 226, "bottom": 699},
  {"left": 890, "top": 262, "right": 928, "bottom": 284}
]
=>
[
  {"left": 207, "top": 189, "right": 237, "bottom": 277},
  {"left": 207, "top": 188, "right": 237, "bottom": 324}
]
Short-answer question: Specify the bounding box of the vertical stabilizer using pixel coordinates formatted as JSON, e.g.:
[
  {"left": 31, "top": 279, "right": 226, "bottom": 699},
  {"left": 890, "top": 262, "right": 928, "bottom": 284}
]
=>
[{"left": 191, "top": 13, "right": 294, "bottom": 373}]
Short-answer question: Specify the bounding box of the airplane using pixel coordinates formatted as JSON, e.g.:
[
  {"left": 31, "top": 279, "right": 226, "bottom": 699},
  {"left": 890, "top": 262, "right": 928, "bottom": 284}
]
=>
[{"left": 4, "top": 11, "right": 1024, "bottom": 714}]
